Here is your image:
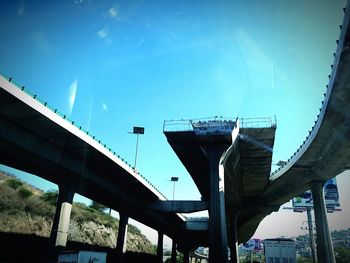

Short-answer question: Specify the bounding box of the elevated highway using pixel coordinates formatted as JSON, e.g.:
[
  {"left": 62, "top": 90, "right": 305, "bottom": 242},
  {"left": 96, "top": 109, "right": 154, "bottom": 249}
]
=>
[
  {"left": 0, "top": 2, "right": 349, "bottom": 263},
  {"left": 164, "top": 117, "right": 276, "bottom": 261},
  {"left": 164, "top": 2, "right": 350, "bottom": 262},
  {"left": 0, "top": 74, "right": 196, "bottom": 261}
]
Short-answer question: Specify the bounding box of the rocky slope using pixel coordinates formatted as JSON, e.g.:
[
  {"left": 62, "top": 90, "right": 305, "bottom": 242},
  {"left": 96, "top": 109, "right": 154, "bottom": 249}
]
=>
[{"left": 0, "top": 171, "right": 156, "bottom": 254}]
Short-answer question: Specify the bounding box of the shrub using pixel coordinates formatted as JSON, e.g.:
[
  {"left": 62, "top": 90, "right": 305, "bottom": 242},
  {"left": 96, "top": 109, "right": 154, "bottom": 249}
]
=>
[
  {"left": 18, "top": 187, "right": 33, "bottom": 198},
  {"left": 71, "top": 202, "right": 117, "bottom": 230},
  {"left": 89, "top": 201, "right": 108, "bottom": 212},
  {"left": 24, "top": 197, "right": 54, "bottom": 218},
  {"left": 41, "top": 190, "right": 58, "bottom": 206},
  {"left": 128, "top": 224, "right": 142, "bottom": 236},
  {"left": 6, "top": 178, "right": 23, "bottom": 190},
  {"left": 0, "top": 184, "right": 24, "bottom": 212}
]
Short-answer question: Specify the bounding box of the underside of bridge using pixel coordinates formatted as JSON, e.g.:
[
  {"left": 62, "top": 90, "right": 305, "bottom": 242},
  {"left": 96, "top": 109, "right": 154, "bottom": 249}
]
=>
[
  {"left": 163, "top": 3, "right": 350, "bottom": 259},
  {"left": 0, "top": 79, "right": 189, "bottom": 257},
  {"left": 164, "top": 119, "right": 276, "bottom": 252}
]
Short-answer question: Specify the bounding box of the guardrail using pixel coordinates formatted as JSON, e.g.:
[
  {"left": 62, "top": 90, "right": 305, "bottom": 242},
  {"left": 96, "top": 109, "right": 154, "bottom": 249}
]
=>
[
  {"left": 240, "top": 116, "right": 276, "bottom": 128},
  {"left": 163, "top": 116, "right": 276, "bottom": 132}
]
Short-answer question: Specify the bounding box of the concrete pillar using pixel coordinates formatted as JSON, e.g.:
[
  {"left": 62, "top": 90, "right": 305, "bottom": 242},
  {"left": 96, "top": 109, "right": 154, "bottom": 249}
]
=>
[
  {"left": 310, "top": 181, "right": 335, "bottom": 263},
  {"left": 229, "top": 211, "right": 239, "bottom": 263},
  {"left": 48, "top": 185, "right": 75, "bottom": 262},
  {"left": 307, "top": 208, "right": 317, "bottom": 263},
  {"left": 183, "top": 247, "right": 190, "bottom": 263},
  {"left": 171, "top": 240, "right": 177, "bottom": 263},
  {"left": 157, "top": 232, "right": 164, "bottom": 263},
  {"left": 207, "top": 147, "right": 228, "bottom": 263},
  {"left": 116, "top": 212, "right": 129, "bottom": 261}
]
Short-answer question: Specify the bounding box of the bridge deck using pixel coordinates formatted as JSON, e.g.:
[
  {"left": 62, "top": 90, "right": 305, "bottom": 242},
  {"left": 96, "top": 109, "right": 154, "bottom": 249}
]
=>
[
  {"left": 164, "top": 3, "right": 350, "bottom": 245},
  {"left": 0, "top": 76, "right": 187, "bottom": 242}
]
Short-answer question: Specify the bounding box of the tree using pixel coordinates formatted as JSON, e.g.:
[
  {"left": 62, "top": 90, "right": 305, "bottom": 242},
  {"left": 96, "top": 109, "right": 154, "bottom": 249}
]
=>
[
  {"left": 335, "top": 247, "right": 350, "bottom": 263},
  {"left": 89, "top": 201, "right": 108, "bottom": 212},
  {"left": 164, "top": 252, "right": 184, "bottom": 263},
  {"left": 41, "top": 190, "right": 58, "bottom": 206}
]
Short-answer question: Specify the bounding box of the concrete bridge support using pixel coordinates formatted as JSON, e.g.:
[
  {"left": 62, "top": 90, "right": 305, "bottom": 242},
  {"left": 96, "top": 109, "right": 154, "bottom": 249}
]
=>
[
  {"left": 183, "top": 247, "right": 190, "bottom": 263},
  {"left": 48, "top": 184, "right": 75, "bottom": 262},
  {"left": 116, "top": 212, "right": 129, "bottom": 262},
  {"left": 229, "top": 212, "right": 239, "bottom": 263},
  {"left": 207, "top": 146, "right": 228, "bottom": 263},
  {"left": 157, "top": 231, "right": 164, "bottom": 263},
  {"left": 171, "top": 240, "right": 177, "bottom": 263},
  {"left": 310, "top": 181, "right": 335, "bottom": 263},
  {"left": 307, "top": 208, "right": 317, "bottom": 263}
]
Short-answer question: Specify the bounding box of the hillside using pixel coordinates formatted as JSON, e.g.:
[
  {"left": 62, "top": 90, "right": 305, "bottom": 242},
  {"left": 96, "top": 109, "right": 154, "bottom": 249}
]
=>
[{"left": 0, "top": 171, "right": 156, "bottom": 255}]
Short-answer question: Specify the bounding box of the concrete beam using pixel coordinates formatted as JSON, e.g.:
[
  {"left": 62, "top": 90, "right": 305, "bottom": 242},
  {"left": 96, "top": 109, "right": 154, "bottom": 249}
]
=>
[
  {"left": 185, "top": 218, "right": 209, "bottom": 231},
  {"left": 149, "top": 200, "right": 209, "bottom": 213}
]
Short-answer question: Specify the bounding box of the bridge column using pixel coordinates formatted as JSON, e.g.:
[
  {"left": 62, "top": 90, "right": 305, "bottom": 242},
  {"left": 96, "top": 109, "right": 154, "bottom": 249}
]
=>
[
  {"left": 306, "top": 208, "right": 317, "bottom": 263},
  {"left": 171, "top": 240, "right": 177, "bottom": 263},
  {"left": 116, "top": 212, "right": 129, "bottom": 262},
  {"left": 310, "top": 181, "right": 335, "bottom": 263},
  {"left": 229, "top": 211, "right": 239, "bottom": 263},
  {"left": 183, "top": 247, "right": 190, "bottom": 263},
  {"left": 48, "top": 184, "right": 75, "bottom": 262},
  {"left": 207, "top": 147, "right": 228, "bottom": 263},
  {"left": 157, "top": 231, "right": 163, "bottom": 263}
]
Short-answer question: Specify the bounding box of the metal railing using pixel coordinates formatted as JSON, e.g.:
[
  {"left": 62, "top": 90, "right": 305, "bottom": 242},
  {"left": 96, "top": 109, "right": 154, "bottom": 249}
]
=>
[
  {"left": 163, "top": 116, "right": 276, "bottom": 132},
  {"left": 163, "top": 116, "right": 237, "bottom": 132},
  {"left": 239, "top": 116, "right": 276, "bottom": 128}
]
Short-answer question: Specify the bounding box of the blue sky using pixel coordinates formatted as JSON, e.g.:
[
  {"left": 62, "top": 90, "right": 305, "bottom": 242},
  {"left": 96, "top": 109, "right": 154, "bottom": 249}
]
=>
[{"left": 0, "top": 0, "right": 349, "bottom": 245}]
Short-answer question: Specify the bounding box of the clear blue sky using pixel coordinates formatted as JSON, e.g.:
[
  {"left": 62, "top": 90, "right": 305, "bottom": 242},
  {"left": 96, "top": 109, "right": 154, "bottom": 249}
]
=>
[{"left": 0, "top": 0, "right": 349, "bottom": 245}]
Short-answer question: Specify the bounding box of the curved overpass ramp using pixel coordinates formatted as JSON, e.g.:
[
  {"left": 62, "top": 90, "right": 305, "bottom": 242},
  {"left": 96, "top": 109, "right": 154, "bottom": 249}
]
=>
[
  {"left": 245, "top": 2, "right": 350, "bottom": 241},
  {"left": 163, "top": 1, "right": 350, "bottom": 260}
]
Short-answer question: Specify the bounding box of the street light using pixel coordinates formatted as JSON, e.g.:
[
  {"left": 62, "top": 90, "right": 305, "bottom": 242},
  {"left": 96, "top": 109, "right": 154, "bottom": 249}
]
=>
[
  {"left": 170, "top": 177, "right": 179, "bottom": 200},
  {"left": 129, "top": 126, "right": 144, "bottom": 171}
]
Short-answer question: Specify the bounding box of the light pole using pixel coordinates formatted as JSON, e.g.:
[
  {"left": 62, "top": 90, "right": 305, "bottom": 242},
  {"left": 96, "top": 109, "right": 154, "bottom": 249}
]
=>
[
  {"left": 129, "top": 126, "right": 144, "bottom": 171},
  {"left": 171, "top": 177, "right": 178, "bottom": 200}
]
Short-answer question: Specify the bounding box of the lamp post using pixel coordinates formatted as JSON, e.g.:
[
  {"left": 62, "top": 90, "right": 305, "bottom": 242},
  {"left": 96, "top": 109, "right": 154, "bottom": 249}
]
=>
[
  {"left": 170, "top": 177, "right": 179, "bottom": 200},
  {"left": 130, "top": 126, "right": 144, "bottom": 171}
]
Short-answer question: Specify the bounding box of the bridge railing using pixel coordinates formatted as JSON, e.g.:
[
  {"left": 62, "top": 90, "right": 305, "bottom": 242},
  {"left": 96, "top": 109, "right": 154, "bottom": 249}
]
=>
[
  {"left": 163, "top": 116, "right": 237, "bottom": 132},
  {"left": 240, "top": 116, "right": 277, "bottom": 128},
  {"left": 163, "top": 116, "right": 276, "bottom": 132},
  {"left": 163, "top": 119, "right": 193, "bottom": 132}
]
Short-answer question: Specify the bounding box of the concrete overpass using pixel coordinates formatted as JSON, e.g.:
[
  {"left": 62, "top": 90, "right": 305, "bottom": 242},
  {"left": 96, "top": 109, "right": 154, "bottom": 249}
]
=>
[
  {"left": 163, "top": 2, "right": 350, "bottom": 263},
  {"left": 0, "top": 74, "right": 208, "bottom": 262},
  {"left": 164, "top": 117, "right": 276, "bottom": 261},
  {"left": 0, "top": 2, "right": 349, "bottom": 263}
]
